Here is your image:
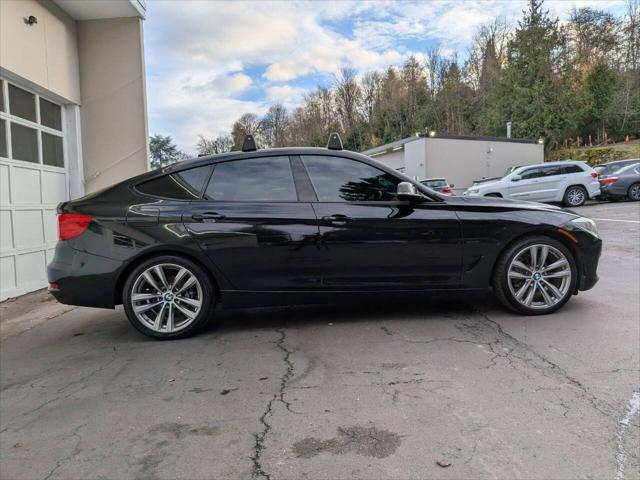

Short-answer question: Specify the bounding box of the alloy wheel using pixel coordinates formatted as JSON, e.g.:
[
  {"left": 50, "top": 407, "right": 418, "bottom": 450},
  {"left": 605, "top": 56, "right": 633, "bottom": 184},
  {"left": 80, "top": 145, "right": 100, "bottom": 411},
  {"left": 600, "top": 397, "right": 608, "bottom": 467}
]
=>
[
  {"left": 566, "top": 187, "right": 585, "bottom": 206},
  {"left": 629, "top": 184, "right": 640, "bottom": 201},
  {"left": 130, "top": 263, "right": 203, "bottom": 333},
  {"left": 507, "top": 244, "right": 572, "bottom": 309}
]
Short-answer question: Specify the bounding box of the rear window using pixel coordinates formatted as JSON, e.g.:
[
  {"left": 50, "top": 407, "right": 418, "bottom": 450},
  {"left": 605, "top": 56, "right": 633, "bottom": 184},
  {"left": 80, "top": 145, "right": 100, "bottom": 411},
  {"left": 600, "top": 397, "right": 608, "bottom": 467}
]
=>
[
  {"left": 137, "top": 165, "right": 213, "bottom": 199},
  {"left": 422, "top": 180, "right": 447, "bottom": 188}
]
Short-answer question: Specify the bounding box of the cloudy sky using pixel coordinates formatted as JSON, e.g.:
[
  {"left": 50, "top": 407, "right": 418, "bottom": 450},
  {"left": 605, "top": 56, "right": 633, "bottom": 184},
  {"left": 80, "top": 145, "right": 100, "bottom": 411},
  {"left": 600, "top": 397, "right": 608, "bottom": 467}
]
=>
[{"left": 144, "top": 0, "right": 627, "bottom": 154}]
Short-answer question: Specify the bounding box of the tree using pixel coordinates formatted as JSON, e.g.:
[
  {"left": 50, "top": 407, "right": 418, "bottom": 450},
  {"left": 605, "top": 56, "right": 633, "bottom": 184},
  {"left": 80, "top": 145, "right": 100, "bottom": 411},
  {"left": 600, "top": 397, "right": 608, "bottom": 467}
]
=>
[
  {"left": 231, "top": 113, "right": 262, "bottom": 150},
  {"left": 149, "top": 134, "right": 186, "bottom": 169},
  {"left": 261, "top": 104, "right": 289, "bottom": 147},
  {"left": 196, "top": 134, "right": 233, "bottom": 155},
  {"left": 584, "top": 62, "right": 617, "bottom": 141},
  {"left": 485, "top": 0, "right": 576, "bottom": 148}
]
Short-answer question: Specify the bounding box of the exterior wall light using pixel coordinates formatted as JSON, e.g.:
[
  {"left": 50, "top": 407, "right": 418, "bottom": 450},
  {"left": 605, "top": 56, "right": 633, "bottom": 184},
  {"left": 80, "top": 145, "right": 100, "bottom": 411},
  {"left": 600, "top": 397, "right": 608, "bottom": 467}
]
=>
[
  {"left": 429, "top": 130, "right": 436, "bottom": 137},
  {"left": 537, "top": 138, "right": 544, "bottom": 144}
]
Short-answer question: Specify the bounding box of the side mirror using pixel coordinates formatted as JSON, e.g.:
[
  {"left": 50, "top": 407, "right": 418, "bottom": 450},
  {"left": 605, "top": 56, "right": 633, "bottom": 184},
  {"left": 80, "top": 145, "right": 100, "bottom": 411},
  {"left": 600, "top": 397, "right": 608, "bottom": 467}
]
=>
[
  {"left": 449, "top": 183, "right": 455, "bottom": 188},
  {"left": 397, "top": 182, "right": 424, "bottom": 201},
  {"left": 511, "top": 175, "right": 522, "bottom": 182}
]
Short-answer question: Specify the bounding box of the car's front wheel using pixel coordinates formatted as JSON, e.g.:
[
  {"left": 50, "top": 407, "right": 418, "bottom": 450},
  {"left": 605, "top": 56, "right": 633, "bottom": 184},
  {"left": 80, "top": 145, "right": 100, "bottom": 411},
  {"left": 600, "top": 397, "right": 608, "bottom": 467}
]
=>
[
  {"left": 123, "top": 255, "right": 215, "bottom": 339},
  {"left": 563, "top": 186, "right": 587, "bottom": 207},
  {"left": 493, "top": 236, "right": 577, "bottom": 315}
]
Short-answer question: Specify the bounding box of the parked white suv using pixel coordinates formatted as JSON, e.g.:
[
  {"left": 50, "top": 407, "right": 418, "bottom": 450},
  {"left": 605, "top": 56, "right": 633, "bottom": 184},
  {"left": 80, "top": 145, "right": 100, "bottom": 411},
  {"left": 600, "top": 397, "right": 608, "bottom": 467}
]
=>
[{"left": 463, "top": 161, "right": 600, "bottom": 207}]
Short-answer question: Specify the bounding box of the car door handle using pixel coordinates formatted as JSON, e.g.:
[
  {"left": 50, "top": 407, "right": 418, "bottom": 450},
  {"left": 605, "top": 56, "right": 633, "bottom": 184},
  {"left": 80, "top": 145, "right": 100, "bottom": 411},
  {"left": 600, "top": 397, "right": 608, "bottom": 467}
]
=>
[
  {"left": 191, "top": 212, "right": 226, "bottom": 221},
  {"left": 322, "top": 214, "right": 352, "bottom": 225}
]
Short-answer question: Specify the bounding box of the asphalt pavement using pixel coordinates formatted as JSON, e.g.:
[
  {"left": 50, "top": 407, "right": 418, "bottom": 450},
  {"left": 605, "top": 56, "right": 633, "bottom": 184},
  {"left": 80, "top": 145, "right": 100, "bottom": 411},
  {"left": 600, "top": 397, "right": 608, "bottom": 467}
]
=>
[{"left": 1, "top": 201, "right": 639, "bottom": 480}]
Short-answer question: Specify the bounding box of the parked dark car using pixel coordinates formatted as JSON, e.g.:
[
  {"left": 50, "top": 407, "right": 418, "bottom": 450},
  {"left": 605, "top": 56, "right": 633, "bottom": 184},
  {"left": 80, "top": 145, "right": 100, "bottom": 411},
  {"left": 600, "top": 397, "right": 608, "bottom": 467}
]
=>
[
  {"left": 598, "top": 162, "right": 640, "bottom": 201},
  {"left": 594, "top": 159, "right": 639, "bottom": 177},
  {"left": 48, "top": 135, "right": 602, "bottom": 339},
  {"left": 420, "top": 178, "right": 454, "bottom": 195}
]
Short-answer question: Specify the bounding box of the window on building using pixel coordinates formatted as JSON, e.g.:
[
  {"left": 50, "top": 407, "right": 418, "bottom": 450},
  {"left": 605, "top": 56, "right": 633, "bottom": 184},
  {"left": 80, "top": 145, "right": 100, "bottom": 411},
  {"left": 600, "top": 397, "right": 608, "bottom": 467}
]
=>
[
  {"left": 0, "top": 119, "right": 6, "bottom": 158},
  {"left": 0, "top": 80, "right": 65, "bottom": 168},
  {"left": 11, "top": 123, "right": 38, "bottom": 163},
  {"left": 40, "top": 98, "right": 62, "bottom": 131},
  {"left": 204, "top": 157, "right": 297, "bottom": 202},
  {"left": 9, "top": 85, "right": 36, "bottom": 122},
  {"left": 137, "top": 165, "right": 213, "bottom": 200},
  {"left": 42, "top": 132, "right": 64, "bottom": 167},
  {"left": 301, "top": 156, "right": 399, "bottom": 202}
]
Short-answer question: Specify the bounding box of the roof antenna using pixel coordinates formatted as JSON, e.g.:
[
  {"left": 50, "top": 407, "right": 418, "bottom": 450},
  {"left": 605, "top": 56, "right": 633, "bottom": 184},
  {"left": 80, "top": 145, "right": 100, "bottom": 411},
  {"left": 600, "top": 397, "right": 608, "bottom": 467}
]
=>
[
  {"left": 242, "top": 134, "right": 258, "bottom": 152},
  {"left": 327, "top": 132, "right": 343, "bottom": 150}
]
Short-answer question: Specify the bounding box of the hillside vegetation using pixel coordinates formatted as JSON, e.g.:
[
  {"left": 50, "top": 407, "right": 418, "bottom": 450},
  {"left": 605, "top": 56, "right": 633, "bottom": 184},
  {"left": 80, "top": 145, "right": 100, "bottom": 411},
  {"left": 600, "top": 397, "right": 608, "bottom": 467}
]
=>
[{"left": 547, "top": 140, "right": 639, "bottom": 164}]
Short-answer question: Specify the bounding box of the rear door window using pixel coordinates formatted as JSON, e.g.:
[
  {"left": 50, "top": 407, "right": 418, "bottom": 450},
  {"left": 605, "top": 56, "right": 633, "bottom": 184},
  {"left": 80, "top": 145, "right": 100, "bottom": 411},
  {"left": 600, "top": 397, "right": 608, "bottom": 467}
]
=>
[
  {"left": 137, "top": 165, "right": 213, "bottom": 199},
  {"left": 541, "top": 166, "right": 563, "bottom": 177},
  {"left": 301, "top": 156, "right": 399, "bottom": 202},
  {"left": 204, "top": 156, "right": 297, "bottom": 202}
]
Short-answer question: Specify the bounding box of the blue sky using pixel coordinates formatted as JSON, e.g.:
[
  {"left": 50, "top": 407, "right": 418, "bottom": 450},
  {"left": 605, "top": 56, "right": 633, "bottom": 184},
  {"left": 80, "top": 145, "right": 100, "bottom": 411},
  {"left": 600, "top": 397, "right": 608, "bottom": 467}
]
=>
[{"left": 144, "top": 0, "right": 627, "bottom": 154}]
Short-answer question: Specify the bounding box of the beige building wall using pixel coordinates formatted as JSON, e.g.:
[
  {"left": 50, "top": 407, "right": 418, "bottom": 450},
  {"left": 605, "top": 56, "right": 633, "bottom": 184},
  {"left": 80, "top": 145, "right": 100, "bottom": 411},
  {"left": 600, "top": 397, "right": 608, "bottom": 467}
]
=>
[
  {"left": 77, "top": 17, "right": 149, "bottom": 193},
  {"left": 425, "top": 139, "right": 543, "bottom": 193},
  {"left": 0, "top": 0, "right": 80, "bottom": 103}
]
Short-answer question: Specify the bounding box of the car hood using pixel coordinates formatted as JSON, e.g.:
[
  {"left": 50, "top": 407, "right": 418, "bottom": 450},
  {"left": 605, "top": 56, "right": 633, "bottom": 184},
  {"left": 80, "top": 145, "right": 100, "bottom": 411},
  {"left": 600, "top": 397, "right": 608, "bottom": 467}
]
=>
[{"left": 445, "top": 195, "right": 577, "bottom": 215}]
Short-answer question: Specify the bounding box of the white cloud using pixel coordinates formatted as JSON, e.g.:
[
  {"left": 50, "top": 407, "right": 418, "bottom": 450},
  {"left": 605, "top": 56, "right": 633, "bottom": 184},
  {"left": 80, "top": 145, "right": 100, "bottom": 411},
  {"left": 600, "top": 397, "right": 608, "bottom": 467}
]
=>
[{"left": 266, "top": 85, "right": 306, "bottom": 108}]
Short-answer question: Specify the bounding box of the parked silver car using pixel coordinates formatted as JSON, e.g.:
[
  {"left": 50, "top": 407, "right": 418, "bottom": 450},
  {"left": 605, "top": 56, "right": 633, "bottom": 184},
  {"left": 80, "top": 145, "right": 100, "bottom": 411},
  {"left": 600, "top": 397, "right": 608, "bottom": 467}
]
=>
[{"left": 463, "top": 160, "right": 600, "bottom": 207}]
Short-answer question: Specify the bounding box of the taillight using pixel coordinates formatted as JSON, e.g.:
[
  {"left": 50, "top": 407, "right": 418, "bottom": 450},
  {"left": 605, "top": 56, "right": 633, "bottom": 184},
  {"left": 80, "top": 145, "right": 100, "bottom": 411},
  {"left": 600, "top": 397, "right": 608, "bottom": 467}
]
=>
[
  {"left": 58, "top": 213, "right": 92, "bottom": 241},
  {"left": 600, "top": 177, "right": 619, "bottom": 186},
  {"left": 591, "top": 172, "right": 599, "bottom": 178},
  {"left": 441, "top": 186, "right": 452, "bottom": 194}
]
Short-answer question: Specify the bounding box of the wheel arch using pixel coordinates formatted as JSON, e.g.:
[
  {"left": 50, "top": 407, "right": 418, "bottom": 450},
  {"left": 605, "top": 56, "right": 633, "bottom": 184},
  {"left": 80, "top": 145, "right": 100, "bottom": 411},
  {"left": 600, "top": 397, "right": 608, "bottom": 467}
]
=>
[
  {"left": 484, "top": 192, "right": 503, "bottom": 197},
  {"left": 490, "top": 229, "right": 581, "bottom": 293},
  {"left": 114, "top": 248, "right": 221, "bottom": 306}
]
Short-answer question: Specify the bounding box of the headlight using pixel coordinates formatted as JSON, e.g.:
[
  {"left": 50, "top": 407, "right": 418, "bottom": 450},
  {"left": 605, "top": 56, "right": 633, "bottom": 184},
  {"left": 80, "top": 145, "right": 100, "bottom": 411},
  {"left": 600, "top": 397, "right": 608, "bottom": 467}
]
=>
[
  {"left": 467, "top": 188, "right": 480, "bottom": 195},
  {"left": 568, "top": 217, "right": 599, "bottom": 237}
]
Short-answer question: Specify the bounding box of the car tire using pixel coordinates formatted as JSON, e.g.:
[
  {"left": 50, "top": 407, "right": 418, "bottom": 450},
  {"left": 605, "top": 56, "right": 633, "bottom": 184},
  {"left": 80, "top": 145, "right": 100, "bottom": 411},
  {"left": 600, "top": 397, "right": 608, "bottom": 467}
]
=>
[
  {"left": 485, "top": 193, "right": 502, "bottom": 197},
  {"left": 628, "top": 183, "right": 640, "bottom": 201},
  {"left": 563, "top": 185, "right": 587, "bottom": 207},
  {"left": 123, "top": 255, "right": 215, "bottom": 339},
  {"left": 493, "top": 236, "right": 577, "bottom": 315}
]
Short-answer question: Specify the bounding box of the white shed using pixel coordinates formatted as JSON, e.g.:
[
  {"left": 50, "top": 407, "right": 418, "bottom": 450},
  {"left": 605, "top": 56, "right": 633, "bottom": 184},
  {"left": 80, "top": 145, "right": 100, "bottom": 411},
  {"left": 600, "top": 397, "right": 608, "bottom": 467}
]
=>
[{"left": 362, "top": 134, "right": 544, "bottom": 194}]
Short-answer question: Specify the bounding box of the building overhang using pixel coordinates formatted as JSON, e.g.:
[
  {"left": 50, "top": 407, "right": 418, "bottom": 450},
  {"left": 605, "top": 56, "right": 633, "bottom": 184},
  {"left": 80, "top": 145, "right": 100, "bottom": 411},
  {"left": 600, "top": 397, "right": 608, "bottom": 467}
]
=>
[{"left": 53, "top": 0, "right": 145, "bottom": 20}]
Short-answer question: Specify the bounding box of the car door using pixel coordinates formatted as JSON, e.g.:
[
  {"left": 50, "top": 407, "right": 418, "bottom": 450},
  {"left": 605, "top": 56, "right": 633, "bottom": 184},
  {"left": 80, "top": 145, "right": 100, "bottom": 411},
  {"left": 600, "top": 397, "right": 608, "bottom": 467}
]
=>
[
  {"left": 536, "top": 165, "right": 566, "bottom": 201},
  {"left": 506, "top": 167, "right": 543, "bottom": 201},
  {"left": 182, "top": 156, "right": 321, "bottom": 291},
  {"left": 299, "top": 155, "right": 462, "bottom": 288}
]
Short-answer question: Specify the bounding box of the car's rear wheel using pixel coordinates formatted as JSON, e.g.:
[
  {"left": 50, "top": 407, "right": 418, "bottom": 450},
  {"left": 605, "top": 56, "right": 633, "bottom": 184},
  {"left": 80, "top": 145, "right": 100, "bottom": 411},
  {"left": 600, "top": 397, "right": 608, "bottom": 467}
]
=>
[
  {"left": 123, "top": 255, "right": 215, "bottom": 339},
  {"left": 628, "top": 183, "right": 640, "bottom": 201},
  {"left": 493, "top": 236, "right": 577, "bottom": 315},
  {"left": 563, "top": 186, "right": 587, "bottom": 207}
]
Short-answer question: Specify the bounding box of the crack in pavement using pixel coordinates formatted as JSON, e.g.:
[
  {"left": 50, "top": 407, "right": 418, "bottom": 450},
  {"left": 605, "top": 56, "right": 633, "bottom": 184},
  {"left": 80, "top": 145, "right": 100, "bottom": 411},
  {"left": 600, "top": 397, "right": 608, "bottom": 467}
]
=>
[
  {"left": 41, "top": 422, "right": 86, "bottom": 480},
  {"left": 471, "top": 310, "right": 617, "bottom": 419},
  {"left": 250, "top": 328, "right": 296, "bottom": 480}
]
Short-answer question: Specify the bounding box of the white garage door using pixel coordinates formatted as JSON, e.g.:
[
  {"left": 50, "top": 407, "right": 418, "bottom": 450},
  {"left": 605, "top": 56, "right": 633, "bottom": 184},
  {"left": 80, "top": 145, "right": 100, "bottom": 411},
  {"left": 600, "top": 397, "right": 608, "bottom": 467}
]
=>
[{"left": 0, "top": 78, "right": 69, "bottom": 301}]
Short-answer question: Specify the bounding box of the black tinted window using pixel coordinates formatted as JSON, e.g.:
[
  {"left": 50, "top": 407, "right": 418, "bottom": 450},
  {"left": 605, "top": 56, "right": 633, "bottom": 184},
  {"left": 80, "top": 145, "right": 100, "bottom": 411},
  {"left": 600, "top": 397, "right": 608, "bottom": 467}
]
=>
[
  {"left": 204, "top": 157, "right": 296, "bottom": 201},
  {"left": 302, "top": 156, "right": 399, "bottom": 202},
  {"left": 519, "top": 168, "right": 541, "bottom": 180},
  {"left": 563, "top": 164, "right": 584, "bottom": 174},
  {"left": 137, "top": 165, "right": 212, "bottom": 199}
]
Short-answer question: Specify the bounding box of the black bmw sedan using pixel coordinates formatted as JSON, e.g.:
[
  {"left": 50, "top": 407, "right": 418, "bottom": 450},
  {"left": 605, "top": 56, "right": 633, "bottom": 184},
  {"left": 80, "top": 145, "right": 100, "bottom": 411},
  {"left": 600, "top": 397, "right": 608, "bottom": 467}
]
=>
[{"left": 48, "top": 135, "right": 602, "bottom": 339}]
